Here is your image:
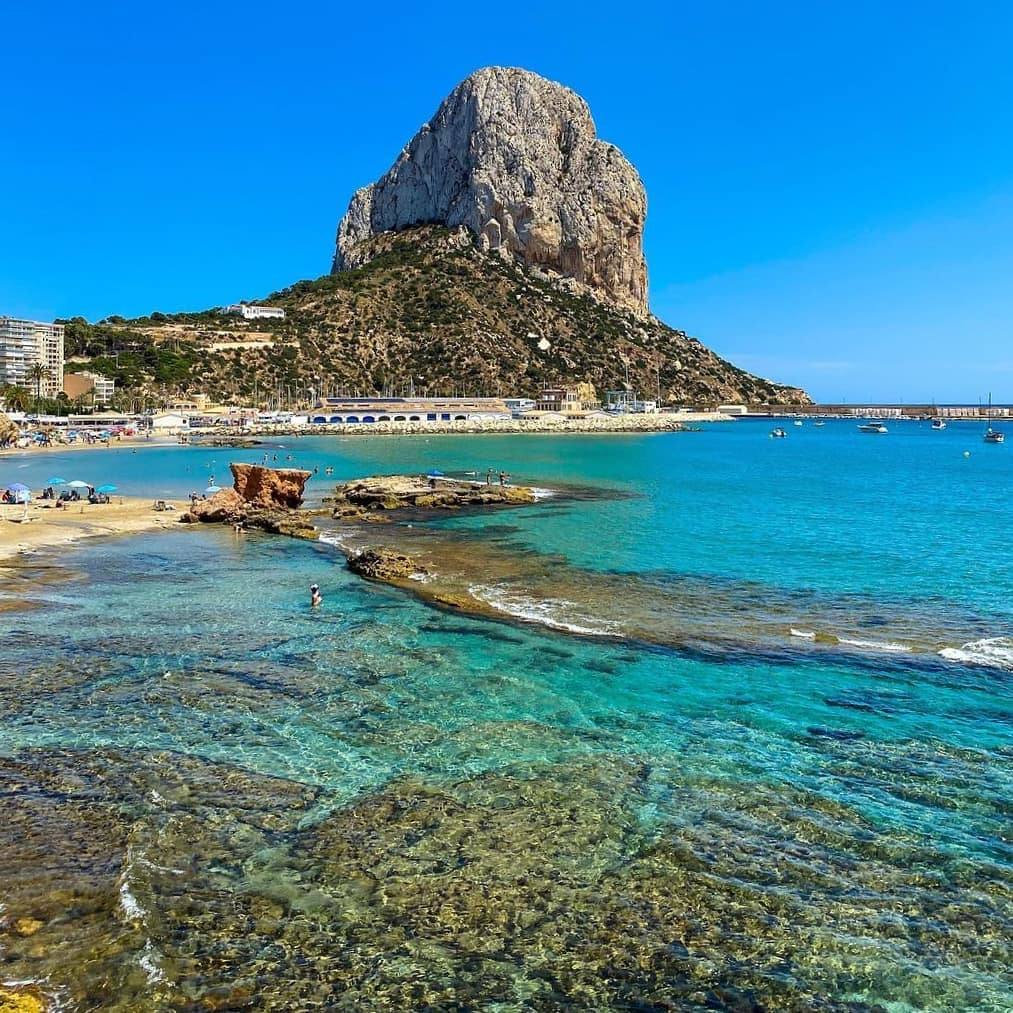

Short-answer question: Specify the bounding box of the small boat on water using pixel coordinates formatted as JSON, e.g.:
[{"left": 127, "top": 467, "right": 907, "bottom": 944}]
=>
[
  {"left": 793, "top": 419, "right": 803, "bottom": 427},
  {"left": 858, "top": 421, "right": 889, "bottom": 434},
  {"left": 931, "top": 418, "right": 946, "bottom": 431},
  {"left": 770, "top": 427, "right": 788, "bottom": 439},
  {"left": 983, "top": 394, "right": 1004, "bottom": 443},
  {"left": 814, "top": 420, "right": 826, "bottom": 427}
]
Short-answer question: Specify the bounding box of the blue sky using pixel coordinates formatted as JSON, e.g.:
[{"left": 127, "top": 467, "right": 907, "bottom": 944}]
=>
[{"left": 3, "top": 1, "right": 1012, "bottom": 401}]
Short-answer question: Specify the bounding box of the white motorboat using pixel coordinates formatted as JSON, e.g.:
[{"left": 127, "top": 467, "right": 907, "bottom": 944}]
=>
[
  {"left": 770, "top": 427, "right": 788, "bottom": 439},
  {"left": 858, "top": 421, "right": 888, "bottom": 434},
  {"left": 931, "top": 418, "right": 946, "bottom": 431}
]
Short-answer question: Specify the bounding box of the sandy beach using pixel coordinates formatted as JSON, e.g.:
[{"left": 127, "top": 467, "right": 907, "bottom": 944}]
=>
[
  {"left": 0, "top": 435, "right": 175, "bottom": 459},
  {"left": 0, "top": 497, "right": 185, "bottom": 564}
]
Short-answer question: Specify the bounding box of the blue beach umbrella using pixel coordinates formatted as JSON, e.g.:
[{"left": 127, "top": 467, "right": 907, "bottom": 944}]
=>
[
  {"left": 96, "top": 484, "right": 117, "bottom": 493},
  {"left": 426, "top": 469, "right": 445, "bottom": 478},
  {"left": 47, "top": 477, "right": 67, "bottom": 486},
  {"left": 67, "top": 480, "right": 90, "bottom": 489},
  {"left": 6, "top": 483, "right": 29, "bottom": 493}
]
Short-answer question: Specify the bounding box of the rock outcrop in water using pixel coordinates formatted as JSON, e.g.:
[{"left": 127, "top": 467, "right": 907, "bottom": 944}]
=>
[
  {"left": 230, "top": 463, "right": 311, "bottom": 510},
  {"left": 181, "top": 464, "right": 318, "bottom": 539},
  {"left": 347, "top": 547, "right": 428, "bottom": 582},
  {"left": 334, "top": 67, "right": 649, "bottom": 315},
  {"left": 331, "top": 474, "right": 536, "bottom": 516}
]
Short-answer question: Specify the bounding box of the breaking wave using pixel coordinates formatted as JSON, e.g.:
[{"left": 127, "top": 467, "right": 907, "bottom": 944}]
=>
[
  {"left": 789, "top": 628, "right": 911, "bottom": 654},
  {"left": 939, "top": 636, "right": 1013, "bottom": 670},
  {"left": 837, "top": 636, "right": 912, "bottom": 654},
  {"left": 467, "top": 584, "right": 621, "bottom": 637}
]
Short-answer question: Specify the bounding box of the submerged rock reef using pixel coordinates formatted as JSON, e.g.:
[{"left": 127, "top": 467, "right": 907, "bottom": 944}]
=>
[
  {"left": 347, "top": 547, "right": 428, "bottom": 582},
  {"left": 0, "top": 746, "right": 1008, "bottom": 1010}
]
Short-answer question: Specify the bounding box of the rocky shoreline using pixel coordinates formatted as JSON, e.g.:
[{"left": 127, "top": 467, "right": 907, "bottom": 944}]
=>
[{"left": 180, "top": 467, "right": 541, "bottom": 547}]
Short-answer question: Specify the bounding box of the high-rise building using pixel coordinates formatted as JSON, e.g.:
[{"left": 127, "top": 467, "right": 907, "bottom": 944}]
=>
[{"left": 0, "top": 317, "right": 65, "bottom": 396}]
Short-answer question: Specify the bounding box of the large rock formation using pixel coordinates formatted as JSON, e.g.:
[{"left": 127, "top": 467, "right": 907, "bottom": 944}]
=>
[
  {"left": 230, "top": 463, "right": 311, "bottom": 509},
  {"left": 181, "top": 464, "right": 317, "bottom": 539},
  {"left": 333, "top": 67, "right": 649, "bottom": 315}
]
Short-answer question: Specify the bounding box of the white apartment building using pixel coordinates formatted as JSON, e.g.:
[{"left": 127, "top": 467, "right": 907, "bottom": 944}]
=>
[
  {"left": 223, "top": 303, "right": 286, "bottom": 321},
  {"left": 0, "top": 317, "right": 65, "bottom": 396}
]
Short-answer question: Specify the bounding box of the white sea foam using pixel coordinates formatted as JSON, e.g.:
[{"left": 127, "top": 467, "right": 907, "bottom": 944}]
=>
[
  {"left": 939, "top": 636, "right": 1013, "bottom": 670},
  {"left": 318, "top": 531, "right": 352, "bottom": 551},
  {"left": 529, "top": 486, "right": 557, "bottom": 500},
  {"left": 119, "top": 878, "right": 146, "bottom": 921},
  {"left": 468, "top": 584, "right": 620, "bottom": 637},
  {"left": 139, "top": 940, "right": 166, "bottom": 984},
  {"left": 118, "top": 847, "right": 147, "bottom": 922},
  {"left": 789, "top": 628, "right": 816, "bottom": 640},
  {"left": 790, "top": 628, "right": 912, "bottom": 654},
  {"left": 837, "top": 637, "right": 912, "bottom": 654}
]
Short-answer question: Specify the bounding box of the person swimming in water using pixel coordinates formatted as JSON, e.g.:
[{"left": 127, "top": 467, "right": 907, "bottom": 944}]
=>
[{"left": 310, "top": 584, "right": 322, "bottom": 607}]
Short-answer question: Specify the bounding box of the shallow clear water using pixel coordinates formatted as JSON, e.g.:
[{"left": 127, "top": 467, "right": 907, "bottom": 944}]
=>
[{"left": 1, "top": 421, "right": 1011, "bottom": 1010}]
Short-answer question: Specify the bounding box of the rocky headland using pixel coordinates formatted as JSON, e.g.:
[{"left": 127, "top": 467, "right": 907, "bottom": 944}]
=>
[{"left": 59, "top": 69, "right": 809, "bottom": 408}]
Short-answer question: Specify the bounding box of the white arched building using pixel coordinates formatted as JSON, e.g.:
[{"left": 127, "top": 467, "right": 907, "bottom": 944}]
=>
[{"left": 310, "top": 397, "right": 512, "bottom": 425}]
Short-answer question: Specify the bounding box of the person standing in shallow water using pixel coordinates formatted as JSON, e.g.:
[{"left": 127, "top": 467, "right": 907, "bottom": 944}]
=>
[{"left": 310, "top": 584, "right": 322, "bottom": 607}]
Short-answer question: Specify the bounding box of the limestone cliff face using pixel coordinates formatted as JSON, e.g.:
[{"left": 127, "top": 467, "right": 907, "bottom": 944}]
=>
[{"left": 333, "top": 67, "right": 649, "bottom": 315}]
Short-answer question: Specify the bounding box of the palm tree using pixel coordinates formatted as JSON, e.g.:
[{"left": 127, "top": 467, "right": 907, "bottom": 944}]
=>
[
  {"left": 1, "top": 384, "right": 31, "bottom": 412},
  {"left": 27, "top": 363, "right": 51, "bottom": 411}
]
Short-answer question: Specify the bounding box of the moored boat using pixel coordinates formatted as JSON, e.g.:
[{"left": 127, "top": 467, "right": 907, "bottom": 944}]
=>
[
  {"left": 983, "top": 394, "right": 1004, "bottom": 443},
  {"left": 858, "top": 421, "right": 888, "bottom": 434},
  {"left": 770, "top": 427, "right": 788, "bottom": 439}
]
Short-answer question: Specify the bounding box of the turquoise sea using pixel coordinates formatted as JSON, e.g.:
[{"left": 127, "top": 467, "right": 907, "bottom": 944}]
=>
[{"left": 1, "top": 420, "right": 1010, "bottom": 1011}]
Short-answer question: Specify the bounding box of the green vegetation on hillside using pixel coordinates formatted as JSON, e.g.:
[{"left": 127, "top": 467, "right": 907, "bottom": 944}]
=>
[{"left": 54, "top": 227, "right": 809, "bottom": 408}]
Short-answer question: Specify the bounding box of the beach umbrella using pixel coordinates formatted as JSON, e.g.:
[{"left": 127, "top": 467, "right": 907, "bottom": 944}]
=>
[
  {"left": 204, "top": 485, "right": 223, "bottom": 495},
  {"left": 47, "top": 477, "right": 67, "bottom": 486},
  {"left": 426, "top": 469, "right": 445, "bottom": 478},
  {"left": 96, "top": 484, "right": 117, "bottom": 493},
  {"left": 5, "top": 483, "right": 31, "bottom": 504},
  {"left": 67, "top": 480, "right": 90, "bottom": 489}
]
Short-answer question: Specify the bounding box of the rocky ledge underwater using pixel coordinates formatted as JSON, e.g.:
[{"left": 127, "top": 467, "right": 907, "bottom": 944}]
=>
[{"left": 1, "top": 742, "right": 1010, "bottom": 1011}]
